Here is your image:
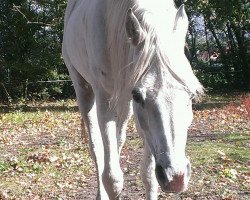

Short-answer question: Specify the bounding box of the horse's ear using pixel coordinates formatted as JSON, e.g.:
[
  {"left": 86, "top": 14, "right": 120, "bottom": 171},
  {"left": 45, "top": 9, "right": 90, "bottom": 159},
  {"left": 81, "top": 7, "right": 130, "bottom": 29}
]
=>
[
  {"left": 173, "top": 5, "right": 189, "bottom": 44},
  {"left": 126, "top": 9, "right": 145, "bottom": 46}
]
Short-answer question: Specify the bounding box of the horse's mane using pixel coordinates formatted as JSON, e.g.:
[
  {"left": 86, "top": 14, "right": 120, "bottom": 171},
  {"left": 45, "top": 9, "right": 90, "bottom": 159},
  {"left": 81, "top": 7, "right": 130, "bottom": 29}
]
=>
[{"left": 106, "top": 0, "right": 203, "bottom": 107}]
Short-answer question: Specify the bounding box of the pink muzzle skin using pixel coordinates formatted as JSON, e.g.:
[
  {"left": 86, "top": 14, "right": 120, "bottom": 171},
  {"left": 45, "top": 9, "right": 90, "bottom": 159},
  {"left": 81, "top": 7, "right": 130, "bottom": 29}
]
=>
[
  {"left": 156, "top": 163, "right": 190, "bottom": 193},
  {"left": 165, "top": 174, "right": 187, "bottom": 192}
]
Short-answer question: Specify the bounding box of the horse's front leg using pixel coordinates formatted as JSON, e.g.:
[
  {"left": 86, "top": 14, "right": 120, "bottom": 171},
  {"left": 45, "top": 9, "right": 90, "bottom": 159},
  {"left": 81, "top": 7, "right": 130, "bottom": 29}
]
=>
[
  {"left": 96, "top": 93, "right": 124, "bottom": 200},
  {"left": 116, "top": 102, "right": 132, "bottom": 155},
  {"left": 65, "top": 65, "right": 108, "bottom": 199},
  {"left": 141, "top": 142, "right": 158, "bottom": 200},
  {"left": 134, "top": 113, "right": 158, "bottom": 200}
]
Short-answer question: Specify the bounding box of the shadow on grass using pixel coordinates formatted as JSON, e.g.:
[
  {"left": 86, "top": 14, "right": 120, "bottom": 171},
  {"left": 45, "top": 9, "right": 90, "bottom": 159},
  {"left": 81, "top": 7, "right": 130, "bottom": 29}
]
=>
[
  {"left": 192, "top": 101, "right": 241, "bottom": 110},
  {"left": 1, "top": 101, "right": 240, "bottom": 114},
  {"left": 0, "top": 105, "right": 79, "bottom": 113},
  {"left": 188, "top": 133, "right": 250, "bottom": 147}
]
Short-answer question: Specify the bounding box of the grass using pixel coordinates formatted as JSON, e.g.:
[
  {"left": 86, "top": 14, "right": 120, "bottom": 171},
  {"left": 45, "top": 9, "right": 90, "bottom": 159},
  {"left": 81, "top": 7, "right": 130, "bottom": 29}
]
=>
[
  {"left": 182, "top": 134, "right": 250, "bottom": 199},
  {"left": 0, "top": 96, "right": 249, "bottom": 199},
  {"left": 0, "top": 101, "right": 95, "bottom": 199},
  {"left": 0, "top": 161, "right": 10, "bottom": 172},
  {"left": 122, "top": 131, "right": 250, "bottom": 200},
  {"left": 188, "top": 133, "right": 250, "bottom": 166}
]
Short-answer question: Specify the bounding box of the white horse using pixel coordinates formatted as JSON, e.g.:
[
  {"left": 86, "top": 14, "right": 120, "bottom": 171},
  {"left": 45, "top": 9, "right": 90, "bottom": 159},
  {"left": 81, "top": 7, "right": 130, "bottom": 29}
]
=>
[{"left": 62, "top": 0, "right": 203, "bottom": 199}]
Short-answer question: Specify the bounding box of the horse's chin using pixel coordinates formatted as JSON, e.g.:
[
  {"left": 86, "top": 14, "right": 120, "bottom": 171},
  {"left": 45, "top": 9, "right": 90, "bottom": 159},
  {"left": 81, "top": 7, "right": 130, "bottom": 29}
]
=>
[{"left": 155, "top": 164, "right": 190, "bottom": 193}]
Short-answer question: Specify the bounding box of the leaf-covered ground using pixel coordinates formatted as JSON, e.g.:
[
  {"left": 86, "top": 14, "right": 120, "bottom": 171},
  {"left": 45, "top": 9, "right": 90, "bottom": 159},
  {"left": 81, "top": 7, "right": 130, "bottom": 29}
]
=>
[{"left": 0, "top": 94, "right": 249, "bottom": 200}]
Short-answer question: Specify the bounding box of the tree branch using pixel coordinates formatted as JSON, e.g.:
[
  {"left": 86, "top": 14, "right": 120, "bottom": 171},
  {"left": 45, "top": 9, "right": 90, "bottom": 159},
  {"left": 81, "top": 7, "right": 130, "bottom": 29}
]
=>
[{"left": 12, "top": 4, "right": 55, "bottom": 27}]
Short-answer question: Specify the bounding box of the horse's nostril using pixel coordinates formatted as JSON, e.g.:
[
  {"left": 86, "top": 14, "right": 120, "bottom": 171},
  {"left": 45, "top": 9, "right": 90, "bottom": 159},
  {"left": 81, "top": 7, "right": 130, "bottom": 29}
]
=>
[{"left": 155, "top": 164, "right": 167, "bottom": 184}]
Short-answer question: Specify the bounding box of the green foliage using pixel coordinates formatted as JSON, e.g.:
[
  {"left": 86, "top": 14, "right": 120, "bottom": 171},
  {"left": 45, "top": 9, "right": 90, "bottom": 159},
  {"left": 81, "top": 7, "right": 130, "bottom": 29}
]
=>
[
  {"left": 0, "top": 0, "right": 69, "bottom": 100},
  {"left": 0, "top": 160, "right": 10, "bottom": 172},
  {"left": 176, "top": 0, "right": 250, "bottom": 91},
  {"left": 0, "top": 0, "right": 249, "bottom": 101}
]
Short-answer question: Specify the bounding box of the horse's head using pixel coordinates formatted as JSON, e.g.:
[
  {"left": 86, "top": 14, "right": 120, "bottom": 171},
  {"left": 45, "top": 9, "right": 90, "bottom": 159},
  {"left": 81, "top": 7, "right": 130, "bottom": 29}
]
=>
[{"left": 125, "top": 4, "right": 203, "bottom": 193}]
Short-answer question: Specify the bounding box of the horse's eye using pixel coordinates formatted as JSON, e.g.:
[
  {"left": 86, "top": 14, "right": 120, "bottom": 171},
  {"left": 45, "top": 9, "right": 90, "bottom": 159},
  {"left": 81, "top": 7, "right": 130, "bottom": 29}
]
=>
[{"left": 132, "top": 89, "right": 144, "bottom": 106}]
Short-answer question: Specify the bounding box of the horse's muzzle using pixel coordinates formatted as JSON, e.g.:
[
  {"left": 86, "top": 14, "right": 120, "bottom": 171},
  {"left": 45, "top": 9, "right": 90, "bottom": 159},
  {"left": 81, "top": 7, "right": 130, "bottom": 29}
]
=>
[{"left": 155, "top": 161, "right": 191, "bottom": 193}]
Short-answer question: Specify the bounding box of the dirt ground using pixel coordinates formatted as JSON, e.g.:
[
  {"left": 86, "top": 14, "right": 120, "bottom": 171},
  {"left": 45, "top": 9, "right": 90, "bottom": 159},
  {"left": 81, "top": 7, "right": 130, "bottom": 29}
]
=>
[
  {"left": 0, "top": 97, "right": 249, "bottom": 200},
  {"left": 73, "top": 132, "right": 250, "bottom": 200}
]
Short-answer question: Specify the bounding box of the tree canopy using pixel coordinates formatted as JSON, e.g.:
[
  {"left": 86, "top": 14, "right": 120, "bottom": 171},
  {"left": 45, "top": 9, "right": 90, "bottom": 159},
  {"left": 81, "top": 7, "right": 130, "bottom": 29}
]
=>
[
  {"left": 0, "top": 0, "right": 249, "bottom": 101},
  {"left": 0, "top": 0, "right": 68, "bottom": 100},
  {"left": 177, "top": 0, "right": 250, "bottom": 89}
]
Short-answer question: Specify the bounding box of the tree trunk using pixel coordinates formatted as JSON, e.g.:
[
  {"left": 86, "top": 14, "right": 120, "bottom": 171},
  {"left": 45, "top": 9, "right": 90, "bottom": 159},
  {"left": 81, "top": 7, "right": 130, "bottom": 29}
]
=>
[
  {"left": 188, "top": 25, "right": 198, "bottom": 63},
  {"left": 204, "top": 20, "right": 212, "bottom": 66},
  {"left": 0, "top": 82, "right": 12, "bottom": 105},
  {"left": 207, "top": 21, "right": 232, "bottom": 84},
  {"left": 232, "top": 25, "right": 250, "bottom": 90}
]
